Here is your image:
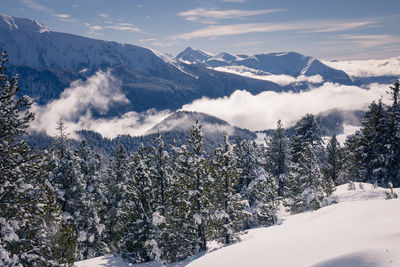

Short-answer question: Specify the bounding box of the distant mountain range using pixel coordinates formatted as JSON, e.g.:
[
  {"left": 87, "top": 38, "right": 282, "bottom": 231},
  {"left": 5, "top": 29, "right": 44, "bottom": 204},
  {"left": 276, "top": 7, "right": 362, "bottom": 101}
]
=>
[
  {"left": 0, "top": 14, "right": 282, "bottom": 114},
  {"left": 176, "top": 47, "right": 351, "bottom": 83},
  {"left": 1, "top": 14, "right": 360, "bottom": 114}
]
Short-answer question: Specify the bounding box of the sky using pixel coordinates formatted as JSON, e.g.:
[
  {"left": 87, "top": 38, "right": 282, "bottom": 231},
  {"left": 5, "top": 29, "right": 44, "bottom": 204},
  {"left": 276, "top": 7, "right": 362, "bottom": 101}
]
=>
[{"left": 1, "top": 0, "right": 400, "bottom": 60}]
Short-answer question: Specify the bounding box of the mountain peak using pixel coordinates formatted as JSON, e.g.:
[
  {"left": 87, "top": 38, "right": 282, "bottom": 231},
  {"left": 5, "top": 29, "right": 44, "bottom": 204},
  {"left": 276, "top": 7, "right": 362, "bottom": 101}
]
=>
[
  {"left": 176, "top": 47, "right": 212, "bottom": 64},
  {"left": 0, "top": 14, "right": 49, "bottom": 33},
  {"left": 212, "top": 52, "right": 237, "bottom": 62}
]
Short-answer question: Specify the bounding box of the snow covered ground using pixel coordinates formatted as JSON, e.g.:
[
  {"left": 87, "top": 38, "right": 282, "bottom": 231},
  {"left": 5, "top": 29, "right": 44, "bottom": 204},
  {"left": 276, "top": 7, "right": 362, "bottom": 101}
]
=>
[{"left": 75, "top": 183, "right": 400, "bottom": 267}]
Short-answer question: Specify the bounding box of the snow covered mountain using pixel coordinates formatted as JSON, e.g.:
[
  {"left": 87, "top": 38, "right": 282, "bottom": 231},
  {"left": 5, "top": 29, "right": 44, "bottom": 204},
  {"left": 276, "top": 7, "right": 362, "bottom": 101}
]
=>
[
  {"left": 176, "top": 48, "right": 351, "bottom": 83},
  {"left": 146, "top": 110, "right": 255, "bottom": 139},
  {"left": 0, "top": 14, "right": 283, "bottom": 112},
  {"left": 0, "top": 14, "right": 186, "bottom": 75},
  {"left": 176, "top": 47, "right": 212, "bottom": 64},
  {"left": 75, "top": 183, "right": 400, "bottom": 267}
]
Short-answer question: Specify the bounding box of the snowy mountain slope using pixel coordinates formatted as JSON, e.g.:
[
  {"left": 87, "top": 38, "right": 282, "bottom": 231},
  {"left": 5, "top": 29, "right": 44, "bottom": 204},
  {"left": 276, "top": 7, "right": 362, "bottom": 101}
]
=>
[
  {"left": 176, "top": 48, "right": 351, "bottom": 83},
  {"left": 146, "top": 110, "right": 256, "bottom": 139},
  {"left": 176, "top": 47, "right": 212, "bottom": 64},
  {"left": 75, "top": 184, "right": 400, "bottom": 267},
  {"left": 0, "top": 14, "right": 188, "bottom": 76},
  {"left": 0, "top": 14, "right": 286, "bottom": 113}
]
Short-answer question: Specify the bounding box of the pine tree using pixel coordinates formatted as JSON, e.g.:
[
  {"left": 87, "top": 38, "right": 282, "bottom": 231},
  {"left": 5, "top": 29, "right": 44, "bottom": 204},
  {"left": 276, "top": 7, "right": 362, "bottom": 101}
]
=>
[
  {"left": 386, "top": 79, "right": 400, "bottom": 186},
  {"left": 266, "top": 120, "right": 290, "bottom": 196},
  {"left": 73, "top": 140, "right": 108, "bottom": 259},
  {"left": 345, "top": 100, "right": 390, "bottom": 185},
  {"left": 104, "top": 141, "right": 129, "bottom": 252},
  {"left": 285, "top": 114, "right": 331, "bottom": 213},
  {"left": 120, "top": 144, "right": 154, "bottom": 263},
  {"left": 211, "top": 135, "right": 249, "bottom": 244},
  {"left": 51, "top": 122, "right": 105, "bottom": 260},
  {"left": 234, "top": 139, "right": 278, "bottom": 228},
  {"left": 323, "top": 134, "right": 343, "bottom": 188},
  {"left": 234, "top": 138, "right": 259, "bottom": 194},
  {"left": 0, "top": 51, "right": 75, "bottom": 266},
  {"left": 146, "top": 133, "right": 172, "bottom": 262},
  {"left": 164, "top": 120, "right": 211, "bottom": 261}
]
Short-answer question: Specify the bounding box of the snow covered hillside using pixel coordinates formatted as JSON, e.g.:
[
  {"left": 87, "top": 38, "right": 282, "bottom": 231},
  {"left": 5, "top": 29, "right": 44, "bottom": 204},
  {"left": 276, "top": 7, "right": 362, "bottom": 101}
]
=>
[{"left": 75, "top": 183, "right": 400, "bottom": 267}]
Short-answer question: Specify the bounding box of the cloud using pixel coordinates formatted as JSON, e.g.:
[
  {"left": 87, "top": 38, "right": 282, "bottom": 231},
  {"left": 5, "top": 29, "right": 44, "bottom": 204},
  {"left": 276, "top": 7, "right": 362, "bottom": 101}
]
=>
[
  {"left": 178, "top": 8, "right": 283, "bottom": 22},
  {"left": 22, "top": 0, "right": 53, "bottom": 13},
  {"left": 31, "top": 71, "right": 126, "bottom": 136},
  {"left": 30, "top": 71, "right": 170, "bottom": 138},
  {"left": 22, "top": 0, "right": 72, "bottom": 21},
  {"left": 170, "top": 20, "right": 376, "bottom": 40},
  {"left": 53, "top": 14, "right": 70, "bottom": 19},
  {"left": 90, "top": 25, "right": 103, "bottom": 31},
  {"left": 222, "top": 0, "right": 246, "bottom": 2},
  {"left": 105, "top": 25, "right": 139, "bottom": 32},
  {"left": 99, "top": 13, "right": 109, "bottom": 18},
  {"left": 69, "top": 109, "right": 170, "bottom": 138},
  {"left": 323, "top": 56, "right": 400, "bottom": 77},
  {"left": 180, "top": 83, "right": 390, "bottom": 131},
  {"left": 213, "top": 66, "right": 323, "bottom": 86}
]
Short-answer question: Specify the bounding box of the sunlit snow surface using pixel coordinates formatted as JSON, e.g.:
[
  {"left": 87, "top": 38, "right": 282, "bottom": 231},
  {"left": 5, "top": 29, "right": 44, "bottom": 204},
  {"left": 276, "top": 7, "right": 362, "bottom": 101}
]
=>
[{"left": 75, "top": 183, "right": 400, "bottom": 267}]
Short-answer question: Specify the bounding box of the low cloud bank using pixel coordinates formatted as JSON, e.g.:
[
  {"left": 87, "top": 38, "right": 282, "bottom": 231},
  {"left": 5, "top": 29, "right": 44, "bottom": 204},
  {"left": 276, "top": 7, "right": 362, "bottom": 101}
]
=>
[
  {"left": 30, "top": 70, "right": 391, "bottom": 139},
  {"left": 181, "top": 82, "right": 390, "bottom": 131},
  {"left": 213, "top": 66, "right": 323, "bottom": 86},
  {"left": 31, "top": 70, "right": 170, "bottom": 138},
  {"left": 323, "top": 57, "right": 400, "bottom": 78}
]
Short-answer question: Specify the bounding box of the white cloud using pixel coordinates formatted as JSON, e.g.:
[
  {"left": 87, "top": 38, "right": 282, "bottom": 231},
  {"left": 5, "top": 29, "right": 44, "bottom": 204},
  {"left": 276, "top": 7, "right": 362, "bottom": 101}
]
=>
[
  {"left": 213, "top": 66, "right": 323, "bottom": 86},
  {"left": 222, "top": 0, "right": 246, "bottom": 2},
  {"left": 69, "top": 109, "right": 170, "bottom": 138},
  {"left": 30, "top": 71, "right": 170, "bottom": 138},
  {"left": 323, "top": 56, "right": 400, "bottom": 77},
  {"left": 22, "top": 0, "right": 53, "bottom": 13},
  {"left": 180, "top": 83, "right": 390, "bottom": 131},
  {"left": 22, "top": 0, "right": 72, "bottom": 21},
  {"left": 178, "top": 8, "right": 283, "bottom": 22},
  {"left": 171, "top": 20, "right": 376, "bottom": 40},
  {"left": 90, "top": 25, "right": 103, "bottom": 31},
  {"left": 53, "top": 14, "right": 70, "bottom": 19},
  {"left": 105, "top": 25, "right": 139, "bottom": 32},
  {"left": 99, "top": 13, "right": 109, "bottom": 18},
  {"left": 334, "top": 34, "right": 400, "bottom": 49}
]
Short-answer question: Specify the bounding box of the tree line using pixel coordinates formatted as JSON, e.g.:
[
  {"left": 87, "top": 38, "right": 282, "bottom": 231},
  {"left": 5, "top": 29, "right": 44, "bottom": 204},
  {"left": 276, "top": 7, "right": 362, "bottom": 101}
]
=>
[{"left": 1, "top": 50, "right": 399, "bottom": 266}]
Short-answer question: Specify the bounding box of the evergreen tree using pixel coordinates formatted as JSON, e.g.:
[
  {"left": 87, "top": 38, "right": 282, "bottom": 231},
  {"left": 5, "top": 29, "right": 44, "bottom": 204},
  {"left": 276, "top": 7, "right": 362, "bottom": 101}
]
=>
[
  {"left": 266, "top": 120, "right": 290, "bottom": 196},
  {"left": 104, "top": 141, "right": 129, "bottom": 251},
  {"left": 120, "top": 144, "right": 154, "bottom": 263},
  {"left": 285, "top": 114, "right": 331, "bottom": 213},
  {"left": 146, "top": 133, "right": 172, "bottom": 262},
  {"left": 211, "top": 135, "right": 249, "bottom": 244},
  {"left": 0, "top": 51, "right": 75, "bottom": 266},
  {"left": 386, "top": 79, "right": 400, "bottom": 186},
  {"left": 323, "top": 134, "right": 343, "bottom": 187},
  {"left": 51, "top": 121, "right": 105, "bottom": 260},
  {"left": 164, "top": 120, "right": 211, "bottom": 261},
  {"left": 234, "top": 139, "right": 278, "bottom": 228},
  {"left": 345, "top": 100, "right": 390, "bottom": 185},
  {"left": 234, "top": 138, "right": 259, "bottom": 194},
  {"left": 73, "top": 140, "right": 108, "bottom": 259}
]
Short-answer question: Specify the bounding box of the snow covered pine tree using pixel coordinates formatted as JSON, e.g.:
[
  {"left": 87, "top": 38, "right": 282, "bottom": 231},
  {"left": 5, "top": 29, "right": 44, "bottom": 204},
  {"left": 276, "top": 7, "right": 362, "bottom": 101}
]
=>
[{"left": 0, "top": 51, "right": 75, "bottom": 266}]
